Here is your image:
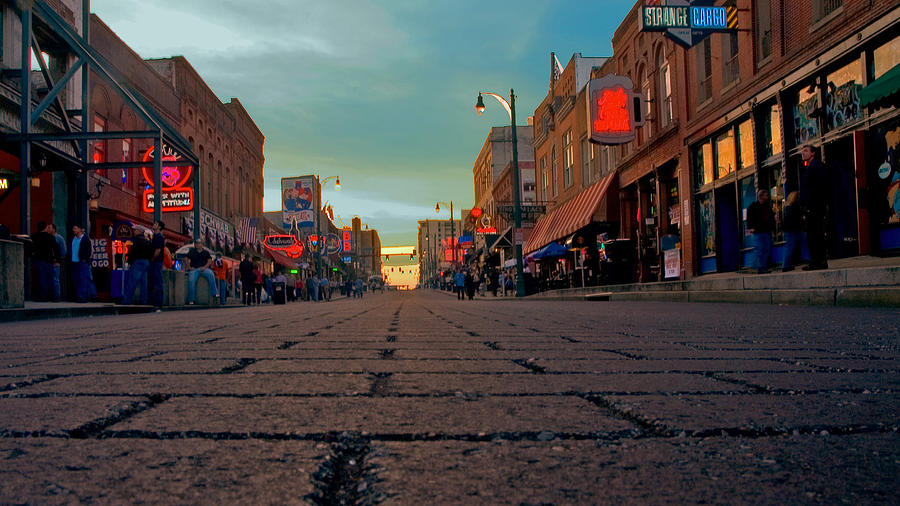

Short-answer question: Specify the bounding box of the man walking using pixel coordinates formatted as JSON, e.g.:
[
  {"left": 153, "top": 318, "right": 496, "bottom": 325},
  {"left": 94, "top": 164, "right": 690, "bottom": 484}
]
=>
[
  {"left": 69, "top": 224, "right": 93, "bottom": 302},
  {"left": 212, "top": 253, "right": 229, "bottom": 305},
  {"left": 747, "top": 189, "right": 775, "bottom": 274},
  {"left": 122, "top": 227, "right": 153, "bottom": 305},
  {"left": 149, "top": 221, "right": 166, "bottom": 309},
  {"left": 454, "top": 269, "right": 465, "bottom": 300},
  {"left": 185, "top": 239, "right": 218, "bottom": 305},
  {"left": 799, "top": 144, "right": 829, "bottom": 270},
  {"left": 239, "top": 254, "right": 256, "bottom": 305}
]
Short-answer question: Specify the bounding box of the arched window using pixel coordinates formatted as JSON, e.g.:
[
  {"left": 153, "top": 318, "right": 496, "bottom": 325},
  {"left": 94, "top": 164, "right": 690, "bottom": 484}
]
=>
[{"left": 657, "top": 48, "right": 672, "bottom": 128}]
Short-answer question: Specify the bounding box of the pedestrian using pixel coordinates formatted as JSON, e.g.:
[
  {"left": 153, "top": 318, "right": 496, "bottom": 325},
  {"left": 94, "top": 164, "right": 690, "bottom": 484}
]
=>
[
  {"left": 31, "top": 221, "right": 60, "bottom": 302},
  {"left": 454, "top": 269, "right": 465, "bottom": 300},
  {"left": 212, "top": 253, "right": 228, "bottom": 305},
  {"left": 465, "top": 270, "right": 476, "bottom": 300},
  {"left": 149, "top": 220, "right": 166, "bottom": 309},
  {"left": 781, "top": 190, "right": 803, "bottom": 272},
  {"left": 320, "top": 275, "right": 331, "bottom": 301},
  {"left": 295, "top": 276, "right": 304, "bottom": 302},
  {"left": 254, "top": 264, "right": 263, "bottom": 304},
  {"left": 505, "top": 270, "right": 514, "bottom": 295},
  {"left": 185, "top": 239, "right": 218, "bottom": 305},
  {"left": 799, "top": 144, "right": 829, "bottom": 270},
  {"left": 747, "top": 189, "right": 775, "bottom": 274},
  {"left": 264, "top": 273, "right": 274, "bottom": 303},
  {"left": 498, "top": 271, "right": 506, "bottom": 297},
  {"left": 491, "top": 269, "right": 499, "bottom": 297},
  {"left": 48, "top": 223, "right": 66, "bottom": 301},
  {"left": 69, "top": 224, "right": 93, "bottom": 302},
  {"left": 354, "top": 277, "right": 363, "bottom": 298},
  {"left": 309, "top": 272, "right": 319, "bottom": 301},
  {"left": 122, "top": 227, "right": 153, "bottom": 305},
  {"left": 239, "top": 254, "right": 255, "bottom": 305}
]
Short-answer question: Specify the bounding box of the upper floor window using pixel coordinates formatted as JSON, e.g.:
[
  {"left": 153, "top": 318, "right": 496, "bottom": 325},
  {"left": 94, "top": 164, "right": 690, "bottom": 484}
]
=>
[
  {"left": 93, "top": 115, "right": 108, "bottom": 178},
  {"left": 723, "top": 32, "right": 739, "bottom": 86},
  {"left": 563, "top": 130, "right": 574, "bottom": 188},
  {"left": 540, "top": 156, "right": 548, "bottom": 201},
  {"left": 697, "top": 38, "right": 713, "bottom": 104},
  {"left": 581, "top": 137, "right": 592, "bottom": 187},
  {"left": 813, "top": 0, "right": 842, "bottom": 23},
  {"left": 658, "top": 54, "right": 673, "bottom": 127},
  {"left": 755, "top": 0, "right": 772, "bottom": 62},
  {"left": 551, "top": 145, "right": 559, "bottom": 197}
]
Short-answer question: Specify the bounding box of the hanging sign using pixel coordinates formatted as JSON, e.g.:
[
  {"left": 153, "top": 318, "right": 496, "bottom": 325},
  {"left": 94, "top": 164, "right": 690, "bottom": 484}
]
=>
[
  {"left": 475, "top": 212, "right": 497, "bottom": 235},
  {"left": 264, "top": 234, "right": 304, "bottom": 258},
  {"left": 639, "top": 0, "right": 738, "bottom": 48},
  {"left": 587, "top": 75, "right": 644, "bottom": 145},
  {"left": 323, "top": 233, "right": 342, "bottom": 254},
  {"left": 141, "top": 144, "right": 194, "bottom": 213}
]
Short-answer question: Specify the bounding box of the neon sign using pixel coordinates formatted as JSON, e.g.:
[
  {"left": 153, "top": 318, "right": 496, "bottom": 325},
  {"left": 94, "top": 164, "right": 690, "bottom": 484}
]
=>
[
  {"left": 342, "top": 230, "right": 352, "bottom": 252},
  {"left": 475, "top": 212, "right": 497, "bottom": 235},
  {"left": 264, "top": 235, "right": 304, "bottom": 258},
  {"left": 0, "top": 178, "right": 7, "bottom": 190},
  {"left": 587, "top": 75, "right": 643, "bottom": 145},
  {"left": 141, "top": 144, "right": 194, "bottom": 213}
]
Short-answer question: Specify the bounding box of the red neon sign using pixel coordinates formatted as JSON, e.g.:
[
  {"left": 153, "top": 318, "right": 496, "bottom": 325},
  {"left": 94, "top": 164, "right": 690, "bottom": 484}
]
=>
[
  {"left": 593, "top": 87, "right": 631, "bottom": 134},
  {"left": 141, "top": 144, "right": 194, "bottom": 213},
  {"left": 264, "top": 235, "right": 304, "bottom": 259},
  {"left": 342, "top": 230, "right": 351, "bottom": 252}
]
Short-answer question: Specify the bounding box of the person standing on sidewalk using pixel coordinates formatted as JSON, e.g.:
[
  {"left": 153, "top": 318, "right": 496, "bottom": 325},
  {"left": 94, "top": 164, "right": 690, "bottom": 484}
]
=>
[
  {"left": 239, "top": 254, "right": 256, "bottom": 305},
  {"left": 122, "top": 228, "right": 153, "bottom": 305},
  {"left": 48, "top": 223, "right": 66, "bottom": 301},
  {"left": 69, "top": 224, "right": 93, "bottom": 302},
  {"left": 212, "top": 253, "right": 229, "bottom": 305},
  {"left": 454, "top": 269, "right": 465, "bottom": 300},
  {"left": 799, "top": 145, "right": 829, "bottom": 270},
  {"left": 253, "top": 264, "right": 264, "bottom": 304},
  {"left": 31, "top": 221, "right": 60, "bottom": 302},
  {"left": 781, "top": 191, "right": 803, "bottom": 272},
  {"left": 149, "top": 221, "right": 166, "bottom": 309},
  {"left": 185, "top": 239, "right": 218, "bottom": 305},
  {"left": 747, "top": 189, "right": 775, "bottom": 274}
]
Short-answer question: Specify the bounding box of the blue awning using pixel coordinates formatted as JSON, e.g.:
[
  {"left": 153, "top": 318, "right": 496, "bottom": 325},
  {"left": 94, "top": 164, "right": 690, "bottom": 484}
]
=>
[{"left": 529, "top": 241, "right": 567, "bottom": 260}]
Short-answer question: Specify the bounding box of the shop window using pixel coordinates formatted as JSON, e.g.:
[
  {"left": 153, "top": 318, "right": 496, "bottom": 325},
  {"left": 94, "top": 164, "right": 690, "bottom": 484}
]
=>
[
  {"left": 697, "top": 192, "right": 716, "bottom": 257},
  {"left": 874, "top": 36, "right": 900, "bottom": 79},
  {"left": 697, "top": 38, "right": 713, "bottom": 104},
  {"left": 761, "top": 103, "right": 783, "bottom": 159},
  {"left": 825, "top": 59, "right": 863, "bottom": 131},
  {"left": 93, "top": 115, "right": 108, "bottom": 178},
  {"left": 722, "top": 31, "right": 740, "bottom": 86},
  {"left": 716, "top": 130, "right": 736, "bottom": 179},
  {"left": 793, "top": 86, "right": 820, "bottom": 147},
  {"left": 563, "top": 130, "right": 573, "bottom": 188},
  {"left": 121, "top": 138, "right": 132, "bottom": 189},
  {"left": 756, "top": 0, "right": 772, "bottom": 63},
  {"left": 693, "top": 142, "right": 714, "bottom": 188},
  {"left": 738, "top": 120, "right": 755, "bottom": 170},
  {"left": 739, "top": 175, "right": 757, "bottom": 251}
]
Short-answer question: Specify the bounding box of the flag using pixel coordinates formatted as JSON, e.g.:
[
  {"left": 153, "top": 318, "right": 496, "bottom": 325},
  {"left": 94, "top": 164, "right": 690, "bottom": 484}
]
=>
[
  {"left": 550, "top": 52, "right": 564, "bottom": 91},
  {"left": 238, "top": 217, "right": 258, "bottom": 246}
]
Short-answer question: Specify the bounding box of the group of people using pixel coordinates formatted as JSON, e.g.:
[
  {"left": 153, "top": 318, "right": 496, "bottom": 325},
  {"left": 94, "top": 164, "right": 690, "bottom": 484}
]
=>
[
  {"left": 28, "top": 221, "right": 94, "bottom": 303},
  {"left": 746, "top": 144, "right": 830, "bottom": 274},
  {"left": 452, "top": 267, "right": 514, "bottom": 300}
]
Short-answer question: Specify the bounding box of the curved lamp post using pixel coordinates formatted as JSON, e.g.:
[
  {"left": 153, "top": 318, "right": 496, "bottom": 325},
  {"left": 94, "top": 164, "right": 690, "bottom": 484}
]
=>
[
  {"left": 476, "top": 89, "right": 525, "bottom": 298},
  {"left": 315, "top": 175, "right": 340, "bottom": 277},
  {"left": 435, "top": 200, "right": 455, "bottom": 268}
]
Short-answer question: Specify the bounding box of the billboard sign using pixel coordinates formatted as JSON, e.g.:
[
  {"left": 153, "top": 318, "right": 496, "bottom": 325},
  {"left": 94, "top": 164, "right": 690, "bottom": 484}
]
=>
[
  {"left": 282, "top": 176, "right": 315, "bottom": 229},
  {"left": 639, "top": 0, "right": 737, "bottom": 48}
]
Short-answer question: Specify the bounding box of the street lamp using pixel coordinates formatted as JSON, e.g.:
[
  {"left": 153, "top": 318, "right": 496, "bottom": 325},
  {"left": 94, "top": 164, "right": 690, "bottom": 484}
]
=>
[
  {"left": 476, "top": 89, "right": 526, "bottom": 297},
  {"left": 315, "top": 174, "right": 340, "bottom": 278},
  {"left": 435, "top": 201, "right": 455, "bottom": 268}
]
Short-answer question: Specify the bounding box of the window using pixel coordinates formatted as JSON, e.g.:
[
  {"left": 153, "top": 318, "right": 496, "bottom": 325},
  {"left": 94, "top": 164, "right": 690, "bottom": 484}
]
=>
[
  {"left": 761, "top": 103, "right": 783, "bottom": 159},
  {"left": 551, "top": 145, "right": 558, "bottom": 197},
  {"left": 540, "top": 156, "right": 548, "bottom": 201},
  {"left": 693, "top": 142, "right": 714, "bottom": 188},
  {"left": 793, "top": 85, "right": 820, "bottom": 146},
  {"left": 93, "top": 115, "right": 108, "bottom": 178},
  {"left": 659, "top": 57, "right": 673, "bottom": 127},
  {"left": 813, "top": 0, "right": 842, "bottom": 23},
  {"left": 641, "top": 76, "right": 652, "bottom": 141},
  {"left": 826, "top": 59, "right": 863, "bottom": 131},
  {"left": 756, "top": 0, "right": 772, "bottom": 62},
  {"left": 563, "top": 130, "right": 573, "bottom": 188},
  {"left": 121, "top": 139, "right": 132, "bottom": 188},
  {"left": 738, "top": 120, "right": 755, "bottom": 170},
  {"left": 723, "top": 32, "right": 739, "bottom": 86},
  {"left": 581, "top": 137, "right": 592, "bottom": 186},
  {"left": 715, "top": 130, "right": 736, "bottom": 178},
  {"left": 697, "top": 38, "right": 713, "bottom": 104}
]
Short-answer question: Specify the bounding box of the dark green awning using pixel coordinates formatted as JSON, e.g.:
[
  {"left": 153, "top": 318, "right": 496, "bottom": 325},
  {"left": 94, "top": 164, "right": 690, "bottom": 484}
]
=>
[{"left": 859, "top": 63, "right": 900, "bottom": 109}]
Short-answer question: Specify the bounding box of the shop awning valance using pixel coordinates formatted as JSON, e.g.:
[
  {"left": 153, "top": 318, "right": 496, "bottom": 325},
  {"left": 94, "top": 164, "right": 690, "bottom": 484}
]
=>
[
  {"left": 265, "top": 249, "right": 298, "bottom": 269},
  {"left": 524, "top": 172, "right": 617, "bottom": 254},
  {"left": 859, "top": 62, "right": 900, "bottom": 109}
]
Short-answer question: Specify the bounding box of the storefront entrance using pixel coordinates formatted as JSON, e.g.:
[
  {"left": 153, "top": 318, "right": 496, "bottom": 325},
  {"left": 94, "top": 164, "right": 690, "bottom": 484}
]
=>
[{"left": 715, "top": 184, "right": 741, "bottom": 272}]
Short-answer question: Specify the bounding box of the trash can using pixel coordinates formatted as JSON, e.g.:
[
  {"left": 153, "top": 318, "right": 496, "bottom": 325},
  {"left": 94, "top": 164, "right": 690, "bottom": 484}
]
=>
[{"left": 273, "top": 282, "right": 286, "bottom": 305}]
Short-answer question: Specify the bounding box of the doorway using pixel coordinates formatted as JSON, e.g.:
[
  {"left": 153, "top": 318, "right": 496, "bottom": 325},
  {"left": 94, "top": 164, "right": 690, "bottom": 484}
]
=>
[{"left": 715, "top": 184, "right": 740, "bottom": 272}]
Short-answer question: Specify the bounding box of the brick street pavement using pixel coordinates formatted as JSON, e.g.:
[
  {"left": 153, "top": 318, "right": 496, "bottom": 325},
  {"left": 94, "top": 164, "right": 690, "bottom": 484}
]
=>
[{"left": 0, "top": 291, "right": 898, "bottom": 504}]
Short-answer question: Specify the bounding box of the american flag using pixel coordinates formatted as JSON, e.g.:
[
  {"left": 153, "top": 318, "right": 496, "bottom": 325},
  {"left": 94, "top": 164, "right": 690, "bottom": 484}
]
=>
[{"left": 237, "top": 217, "right": 258, "bottom": 246}]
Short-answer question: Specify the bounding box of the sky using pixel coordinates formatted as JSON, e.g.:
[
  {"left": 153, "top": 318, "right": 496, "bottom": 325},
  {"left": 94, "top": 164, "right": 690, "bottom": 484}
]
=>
[{"left": 91, "top": 0, "right": 635, "bottom": 248}]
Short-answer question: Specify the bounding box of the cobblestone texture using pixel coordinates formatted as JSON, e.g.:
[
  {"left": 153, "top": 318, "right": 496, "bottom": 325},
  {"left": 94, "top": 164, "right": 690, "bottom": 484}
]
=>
[{"left": 0, "top": 292, "right": 898, "bottom": 504}]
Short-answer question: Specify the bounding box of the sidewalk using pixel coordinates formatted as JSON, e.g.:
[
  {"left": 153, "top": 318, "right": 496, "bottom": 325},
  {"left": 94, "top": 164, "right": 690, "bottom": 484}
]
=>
[{"left": 529, "top": 255, "right": 900, "bottom": 307}]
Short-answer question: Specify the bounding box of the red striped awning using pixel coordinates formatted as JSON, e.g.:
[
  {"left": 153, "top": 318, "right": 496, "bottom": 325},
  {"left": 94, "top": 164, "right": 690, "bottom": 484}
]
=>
[
  {"left": 524, "top": 172, "right": 616, "bottom": 254},
  {"left": 265, "top": 248, "right": 298, "bottom": 268}
]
